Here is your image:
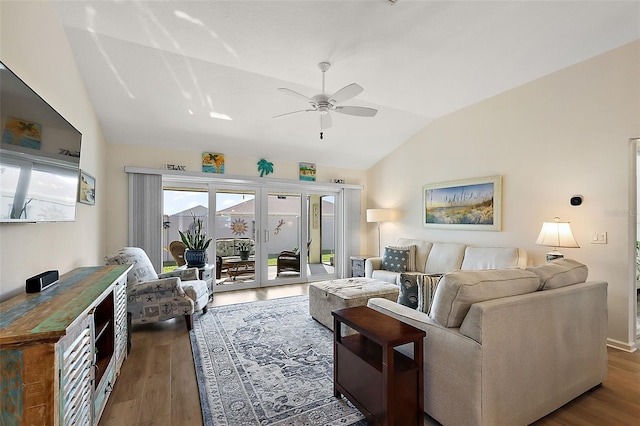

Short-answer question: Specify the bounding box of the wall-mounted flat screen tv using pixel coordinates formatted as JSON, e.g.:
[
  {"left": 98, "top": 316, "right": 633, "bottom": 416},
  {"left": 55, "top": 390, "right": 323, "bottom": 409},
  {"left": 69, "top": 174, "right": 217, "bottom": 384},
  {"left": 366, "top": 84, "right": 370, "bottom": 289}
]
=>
[{"left": 0, "top": 61, "right": 82, "bottom": 222}]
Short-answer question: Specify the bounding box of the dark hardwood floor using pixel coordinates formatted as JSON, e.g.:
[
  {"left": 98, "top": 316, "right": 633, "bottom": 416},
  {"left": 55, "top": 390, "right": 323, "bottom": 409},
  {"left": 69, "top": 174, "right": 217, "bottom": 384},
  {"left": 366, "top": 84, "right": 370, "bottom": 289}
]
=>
[{"left": 99, "top": 284, "right": 640, "bottom": 425}]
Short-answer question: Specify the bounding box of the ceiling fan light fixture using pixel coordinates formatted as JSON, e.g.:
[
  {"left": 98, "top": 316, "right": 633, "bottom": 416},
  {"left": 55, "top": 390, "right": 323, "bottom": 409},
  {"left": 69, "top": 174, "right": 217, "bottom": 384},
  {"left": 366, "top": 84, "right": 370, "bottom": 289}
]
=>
[{"left": 275, "top": 61, "right": 378, "bottom": 134}]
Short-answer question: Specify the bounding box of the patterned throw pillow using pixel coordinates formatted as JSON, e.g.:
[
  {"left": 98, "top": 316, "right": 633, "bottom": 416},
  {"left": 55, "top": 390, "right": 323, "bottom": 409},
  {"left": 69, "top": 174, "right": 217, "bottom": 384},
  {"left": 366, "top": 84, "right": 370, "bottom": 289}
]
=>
[
  {"left": 386, "top": 245, "right": 416, "bottom": 271},
  {"left": 417, "top": 274, "right": 443, "bottom": 314},
  {"left": 381, "top": 247, "right": 410, "bottom": 272},
  {"left": 397, "top": 273, "right": 420, "bottom": 309}
]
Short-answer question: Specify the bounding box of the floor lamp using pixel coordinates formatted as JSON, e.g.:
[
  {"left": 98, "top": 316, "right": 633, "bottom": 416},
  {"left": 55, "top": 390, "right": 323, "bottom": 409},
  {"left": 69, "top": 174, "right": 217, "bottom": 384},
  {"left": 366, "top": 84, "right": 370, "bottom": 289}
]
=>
[{"left": 366, "top": 208, "right": 396, "bottom": 256}]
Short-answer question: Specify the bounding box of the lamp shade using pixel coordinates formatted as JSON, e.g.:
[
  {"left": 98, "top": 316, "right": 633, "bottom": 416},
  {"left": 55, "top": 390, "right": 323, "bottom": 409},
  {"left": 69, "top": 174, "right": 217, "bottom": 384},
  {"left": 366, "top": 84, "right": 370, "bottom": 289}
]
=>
[
  {"left": 366, "top": 208, "right": 396, "bottom": 223},
  {"left": 535, "top": 219, "right": 579, "bottom": 248}
]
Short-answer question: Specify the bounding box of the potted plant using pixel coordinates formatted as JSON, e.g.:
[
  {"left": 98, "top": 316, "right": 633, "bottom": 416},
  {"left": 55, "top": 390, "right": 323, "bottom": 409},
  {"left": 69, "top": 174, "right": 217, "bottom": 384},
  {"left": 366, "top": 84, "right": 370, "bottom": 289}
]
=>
[
  {"left": 237, "top": 239, "right": 252, "bottom": 261},
  {"left": 179, "top": 214, "right": 212, "bottom": 268}
]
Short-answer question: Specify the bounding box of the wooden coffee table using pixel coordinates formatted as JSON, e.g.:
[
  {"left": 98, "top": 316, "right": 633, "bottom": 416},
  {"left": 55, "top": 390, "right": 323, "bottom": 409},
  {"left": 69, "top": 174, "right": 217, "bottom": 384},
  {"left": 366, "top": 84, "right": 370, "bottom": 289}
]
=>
[
  {"left": 225, "top": 257, "right": 255, "bottom": 280},
  {"left": 332, "top": 306, "right": 425, "bottom": 426}
]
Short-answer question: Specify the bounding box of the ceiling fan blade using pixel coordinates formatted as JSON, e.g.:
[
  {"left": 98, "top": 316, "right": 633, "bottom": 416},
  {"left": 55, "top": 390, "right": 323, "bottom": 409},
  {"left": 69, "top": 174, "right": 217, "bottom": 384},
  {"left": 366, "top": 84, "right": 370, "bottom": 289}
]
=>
[
  {"left": 320, "top": 113, "right": 332, "bottom": 130},
  {"left": 334, "top": 105, "right": 378, "bottom": 117},
  {"left": 277, "top": 87, "right": 312, "bottom": 102},
  {"left": 329, "top": 83, "right": 363, "bottom": 104},
  {"left": 273, "top": 109, "right": 314, "bottom": 118}
]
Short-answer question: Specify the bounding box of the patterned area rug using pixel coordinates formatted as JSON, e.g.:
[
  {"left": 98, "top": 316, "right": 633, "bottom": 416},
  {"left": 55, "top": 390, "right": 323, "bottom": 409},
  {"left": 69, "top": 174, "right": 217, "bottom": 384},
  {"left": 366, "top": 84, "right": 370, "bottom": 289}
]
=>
[{"left": 190, "top": 295, "right": 367, "bottom": 425}]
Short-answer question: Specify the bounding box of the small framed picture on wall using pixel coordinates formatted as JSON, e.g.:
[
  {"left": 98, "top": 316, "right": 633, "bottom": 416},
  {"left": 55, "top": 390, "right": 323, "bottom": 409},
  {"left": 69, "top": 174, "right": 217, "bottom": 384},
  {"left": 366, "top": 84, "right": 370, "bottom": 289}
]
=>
[
  {"left": 299, "top": 162, "right": 316, "bottom": 181},
  {"left": 78, "top": 170, "right": 95, "bottom": 205}
]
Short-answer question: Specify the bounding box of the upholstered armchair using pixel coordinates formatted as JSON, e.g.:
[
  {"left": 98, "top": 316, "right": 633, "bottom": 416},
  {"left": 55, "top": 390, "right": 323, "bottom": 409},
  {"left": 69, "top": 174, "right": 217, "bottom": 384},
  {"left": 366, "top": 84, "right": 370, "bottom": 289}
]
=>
[
  {"left": 276, "top": 250, "right": 300, "bottom": 276},
  {"left": 104, "top": 247, "right": 209, "bottom": 330},
  {"left": 276, "top": 241, "right": 311, "bottom": 277}
]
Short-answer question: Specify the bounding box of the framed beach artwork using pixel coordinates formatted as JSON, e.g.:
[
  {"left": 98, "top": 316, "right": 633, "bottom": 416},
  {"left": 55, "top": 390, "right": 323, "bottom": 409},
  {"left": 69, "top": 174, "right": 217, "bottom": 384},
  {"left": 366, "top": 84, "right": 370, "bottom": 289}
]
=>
[
  {"left": 299, "top": 162, "right": 316, "bottom": 181},
  {"left": 2, "top": 117, "right": 42, "bottom": 150},
  {"left": 202, "top": 152, "right": 224, "bottom": 173},
  {"left": 423, "top": 175, "right": 502, "bottom": 231},
  {"left": 78, "top": 170, "right": 96, "bottom": 205}
]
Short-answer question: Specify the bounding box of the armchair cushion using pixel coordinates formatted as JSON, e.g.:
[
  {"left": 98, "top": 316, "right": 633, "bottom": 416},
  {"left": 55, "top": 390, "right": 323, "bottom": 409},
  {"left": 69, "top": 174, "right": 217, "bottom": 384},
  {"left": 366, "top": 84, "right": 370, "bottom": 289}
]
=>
[
  {"left": 159, "top": 267, "right": 199, "bottom": 281},
  {"left": 126, "top": 276, "right": 186, "bottom": 296},
  {"left": 104, "top": 247, "right": 158, "bottom": 285},
  {"left": 126, "top": 277, "right": 193, "bottom": 324}
]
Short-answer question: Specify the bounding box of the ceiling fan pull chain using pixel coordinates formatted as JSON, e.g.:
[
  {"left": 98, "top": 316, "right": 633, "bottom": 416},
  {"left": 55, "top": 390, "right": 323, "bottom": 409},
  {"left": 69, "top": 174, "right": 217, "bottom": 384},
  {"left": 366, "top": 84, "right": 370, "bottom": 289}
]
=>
[{"left": 320, "top": 131, "right": 323, "bottom": 140}]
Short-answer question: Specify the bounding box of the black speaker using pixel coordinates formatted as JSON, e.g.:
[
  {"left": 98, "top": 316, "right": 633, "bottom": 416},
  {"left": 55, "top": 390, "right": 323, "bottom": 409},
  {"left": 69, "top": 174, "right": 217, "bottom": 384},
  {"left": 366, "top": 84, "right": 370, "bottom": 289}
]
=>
[
  {"left": 26, "top": 270, "right": 59, "bottom": 293},
  {"left": 570, "top": 195, "right": 583, "bottom": 206}
]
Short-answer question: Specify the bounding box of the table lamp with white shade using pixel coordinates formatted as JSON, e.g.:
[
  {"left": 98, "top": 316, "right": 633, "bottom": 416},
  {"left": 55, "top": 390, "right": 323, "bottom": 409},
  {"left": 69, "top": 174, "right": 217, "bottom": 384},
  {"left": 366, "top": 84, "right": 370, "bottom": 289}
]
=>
[{"left": 535, "top": 217, "right": 580, "bottom": 262}]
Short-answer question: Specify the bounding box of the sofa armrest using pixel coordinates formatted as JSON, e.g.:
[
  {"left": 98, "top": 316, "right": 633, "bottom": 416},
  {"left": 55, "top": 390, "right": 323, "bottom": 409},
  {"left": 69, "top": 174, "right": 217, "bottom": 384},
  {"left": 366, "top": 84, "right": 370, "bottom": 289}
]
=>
[
  {"left": 367, "top": 297, "right": 483, "bottom": 426},
  {"left": 365, "top": 257, "right": 382, "bottom": 277},
  {"left": 126, "top": 277, "right": 186, "bottom": 297},
  {"left": 159, "top": 267, "right": 198, "bottom": 281}
]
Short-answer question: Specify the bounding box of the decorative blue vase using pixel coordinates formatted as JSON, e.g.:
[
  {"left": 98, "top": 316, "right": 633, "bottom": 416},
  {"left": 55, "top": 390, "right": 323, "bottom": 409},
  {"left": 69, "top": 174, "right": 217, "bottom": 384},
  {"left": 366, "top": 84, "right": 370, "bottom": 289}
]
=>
[{"left": 185, "top": 249, "right": 206, "bottom": 268}]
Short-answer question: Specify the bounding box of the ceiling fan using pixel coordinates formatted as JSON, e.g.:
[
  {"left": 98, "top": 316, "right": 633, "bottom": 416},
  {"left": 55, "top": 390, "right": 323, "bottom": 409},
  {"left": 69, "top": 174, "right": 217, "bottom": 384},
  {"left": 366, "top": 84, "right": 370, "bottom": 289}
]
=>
[{"left": 274, "top": 62, "right": 378, "bottom": 139}]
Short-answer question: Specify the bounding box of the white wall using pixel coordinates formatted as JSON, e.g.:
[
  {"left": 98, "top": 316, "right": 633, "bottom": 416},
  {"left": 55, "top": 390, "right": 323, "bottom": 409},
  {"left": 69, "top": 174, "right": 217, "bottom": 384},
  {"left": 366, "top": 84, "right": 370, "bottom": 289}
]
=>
[
  {"left": 366, "top": 41, "right": 640, "bottom": 350},
  {"left": 0, "top": 1, "right": 107, "bottom": 300}
]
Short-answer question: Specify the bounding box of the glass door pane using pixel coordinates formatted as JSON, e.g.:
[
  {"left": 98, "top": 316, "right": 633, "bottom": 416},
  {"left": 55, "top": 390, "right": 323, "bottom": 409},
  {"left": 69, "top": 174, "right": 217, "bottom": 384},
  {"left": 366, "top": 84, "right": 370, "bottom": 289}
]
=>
[
  {"left": 266, "top": 191, "right": 303, "bottom": 283},
  {"left": 214, "top": 189, "right": 257, "bottom": 290},
  {"left": 162, "top": 188, "right": 209, "bottom": 273},
  {"left": 308, "top": 193, "right": 336, "bottom": 280}
]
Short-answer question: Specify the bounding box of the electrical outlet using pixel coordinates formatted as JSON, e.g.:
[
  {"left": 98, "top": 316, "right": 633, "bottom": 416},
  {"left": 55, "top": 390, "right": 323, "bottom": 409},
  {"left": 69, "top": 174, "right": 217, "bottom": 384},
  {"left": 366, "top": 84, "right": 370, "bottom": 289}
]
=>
[{"left": 591, "top": 232, "right": 607, "bottom": 244}]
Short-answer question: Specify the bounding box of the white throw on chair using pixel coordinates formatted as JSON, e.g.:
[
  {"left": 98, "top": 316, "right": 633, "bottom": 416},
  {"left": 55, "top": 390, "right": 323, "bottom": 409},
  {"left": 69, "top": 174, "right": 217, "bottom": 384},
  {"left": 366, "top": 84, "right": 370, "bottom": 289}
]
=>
[{"left": 104, "top": 247, "right": 209, "bottom": 330}]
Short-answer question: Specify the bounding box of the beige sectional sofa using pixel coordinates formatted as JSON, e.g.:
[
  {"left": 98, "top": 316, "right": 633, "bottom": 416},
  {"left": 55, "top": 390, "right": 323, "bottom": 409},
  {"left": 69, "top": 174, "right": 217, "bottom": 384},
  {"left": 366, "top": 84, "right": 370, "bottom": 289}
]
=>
[
  {"left": 367, "top": 259, "right": 608, "bottom": 425},
  {"left": 364, "top": 238, "right": 528, "bottom": 283}
]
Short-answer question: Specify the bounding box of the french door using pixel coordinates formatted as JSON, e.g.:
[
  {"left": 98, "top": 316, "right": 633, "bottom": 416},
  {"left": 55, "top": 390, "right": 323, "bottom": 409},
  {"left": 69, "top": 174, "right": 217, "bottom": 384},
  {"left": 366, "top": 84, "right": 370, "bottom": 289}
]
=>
[
  {"left": 161, "top": 178, "right": 344, "bottom": 293},
  {"left": 212, "top": 186, "right": 339, "bottom": 291}
]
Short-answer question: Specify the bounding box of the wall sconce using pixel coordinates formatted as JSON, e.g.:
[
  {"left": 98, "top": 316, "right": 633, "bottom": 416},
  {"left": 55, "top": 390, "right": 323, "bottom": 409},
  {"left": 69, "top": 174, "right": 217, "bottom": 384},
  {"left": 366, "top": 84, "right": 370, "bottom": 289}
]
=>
[
  {"left": 535, "top": 217, "right": 579, "bottom": 262},
  {"left": 366, "top": 208, "right": 398, "bottom": 256}
]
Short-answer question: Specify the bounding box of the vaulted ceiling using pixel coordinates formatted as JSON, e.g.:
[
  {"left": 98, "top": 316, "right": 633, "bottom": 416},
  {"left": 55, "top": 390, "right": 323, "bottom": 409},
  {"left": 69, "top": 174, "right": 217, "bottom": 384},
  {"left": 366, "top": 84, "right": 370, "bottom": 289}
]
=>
[{"left": 51, "top": 1, "right": 639, "bottom": 170}]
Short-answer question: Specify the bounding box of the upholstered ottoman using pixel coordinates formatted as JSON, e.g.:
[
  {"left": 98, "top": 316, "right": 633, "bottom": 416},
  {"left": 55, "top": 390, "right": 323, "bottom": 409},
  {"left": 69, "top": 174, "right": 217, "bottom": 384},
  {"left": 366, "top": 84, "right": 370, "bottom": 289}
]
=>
[{"left": 309, "top": 278, "right": 399, "bottom": 331}]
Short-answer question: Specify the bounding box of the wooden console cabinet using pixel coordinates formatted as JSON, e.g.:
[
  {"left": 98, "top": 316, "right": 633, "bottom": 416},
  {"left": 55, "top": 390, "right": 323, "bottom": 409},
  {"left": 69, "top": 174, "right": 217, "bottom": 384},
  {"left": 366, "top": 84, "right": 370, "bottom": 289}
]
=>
[{"left": 0, "top": 265, "right": 131, "bottom": 425}]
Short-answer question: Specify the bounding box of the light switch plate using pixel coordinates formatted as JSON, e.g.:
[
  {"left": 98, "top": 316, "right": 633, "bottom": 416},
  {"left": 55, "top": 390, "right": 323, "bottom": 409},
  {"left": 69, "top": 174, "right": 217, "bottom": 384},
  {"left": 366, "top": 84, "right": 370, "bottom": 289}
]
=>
[{"left": 591, "top": 232, "right": 607, "bottom": 244}]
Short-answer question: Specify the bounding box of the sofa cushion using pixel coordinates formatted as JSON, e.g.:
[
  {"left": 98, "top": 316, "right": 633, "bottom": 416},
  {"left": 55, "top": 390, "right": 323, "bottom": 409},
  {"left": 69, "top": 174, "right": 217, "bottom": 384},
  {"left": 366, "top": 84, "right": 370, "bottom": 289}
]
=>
[
  {"left": 461, "top": 247, "right": 525, "bottom": 270},
  {"left": 381, "top": 246, "right": 411, "bottom": 272},
  {"left": 397, "top": 273, "right": 420, "bottom": 309},
  {"left": 429, "top": 269, "right": 540, "bottom": 327},
  {"left": 424, "top": 242, "right": 466, "bottom": 274},
  {"left": 396, "top": 238, "right": 433, "bottom": 272},
  {"left": 371, "top": 269, "right": 401, "bottom": 283},
  {"left": 526, "top": 258, "right": 588, "bottom": 290}
]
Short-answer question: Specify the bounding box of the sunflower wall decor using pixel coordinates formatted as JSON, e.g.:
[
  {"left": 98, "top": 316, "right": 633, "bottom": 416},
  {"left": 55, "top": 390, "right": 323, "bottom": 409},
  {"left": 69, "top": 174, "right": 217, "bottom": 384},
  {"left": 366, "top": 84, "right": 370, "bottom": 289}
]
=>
[{"left": 231, "top": 218, "right": 249, "bottom": 235}]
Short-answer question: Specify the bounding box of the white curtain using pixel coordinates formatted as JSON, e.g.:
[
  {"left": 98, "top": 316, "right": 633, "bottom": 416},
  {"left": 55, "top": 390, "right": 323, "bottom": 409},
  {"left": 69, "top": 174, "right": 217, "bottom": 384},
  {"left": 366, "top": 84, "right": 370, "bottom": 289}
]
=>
[
  {"left": 343, "top": 188, "right": 362, "bottom": 277},
  {"left": 128, "top": 173, "right": 163, "bottom": 272}
]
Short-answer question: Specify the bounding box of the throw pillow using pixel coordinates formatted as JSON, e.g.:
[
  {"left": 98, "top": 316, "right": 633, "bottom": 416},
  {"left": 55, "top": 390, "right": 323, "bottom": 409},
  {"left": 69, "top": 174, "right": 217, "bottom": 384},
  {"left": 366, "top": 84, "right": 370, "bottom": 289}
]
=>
[
  {"left": 386, "top": 245, "right": 417, "bottom": 271},
  {"left": 417, "top": 274, "right": 443, "bottom": 314},
  {"left": 381, "top": 247, "right": 410, "bottom": 273},
  {"left": 397, "top": 273, "right": 420, "bottom": 309}
]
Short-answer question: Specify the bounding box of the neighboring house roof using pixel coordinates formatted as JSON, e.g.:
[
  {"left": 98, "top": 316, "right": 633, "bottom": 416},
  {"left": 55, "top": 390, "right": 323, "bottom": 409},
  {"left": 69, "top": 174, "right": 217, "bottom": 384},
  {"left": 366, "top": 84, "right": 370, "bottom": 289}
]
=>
[
  {"left": 217, "top": 196, "right": 334, "bottom": 215},
  {"left": 171, "top": 205, "right": 208, "bottom": 217}
]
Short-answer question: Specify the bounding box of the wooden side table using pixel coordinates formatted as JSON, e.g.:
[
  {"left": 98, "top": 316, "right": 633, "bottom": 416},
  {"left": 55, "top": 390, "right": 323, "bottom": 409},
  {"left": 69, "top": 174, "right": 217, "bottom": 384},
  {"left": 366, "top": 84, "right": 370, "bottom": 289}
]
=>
[
  {"left": 332, "top": 306, "right": 425, "bottom": 425},
  {"left": 350, "top": 255, "right": 375, "bottom": 277}
]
